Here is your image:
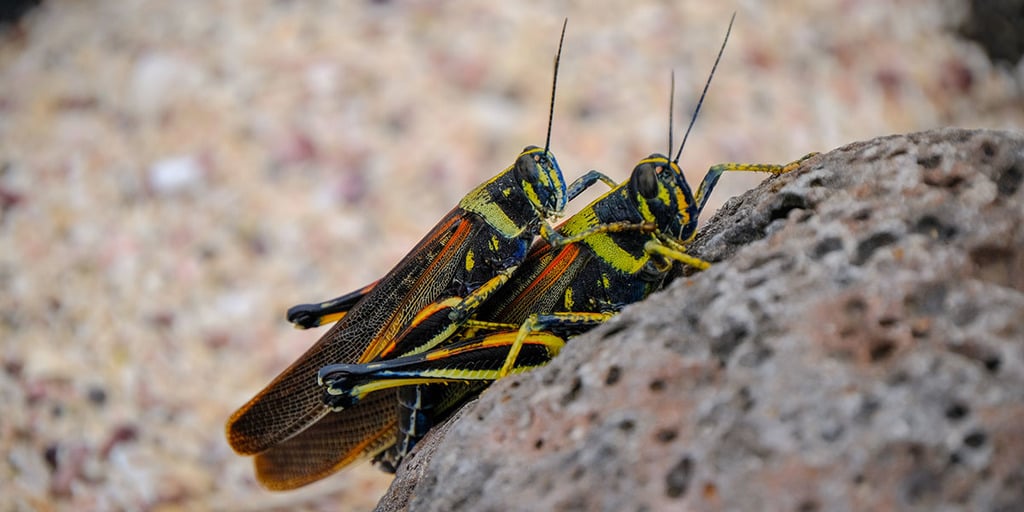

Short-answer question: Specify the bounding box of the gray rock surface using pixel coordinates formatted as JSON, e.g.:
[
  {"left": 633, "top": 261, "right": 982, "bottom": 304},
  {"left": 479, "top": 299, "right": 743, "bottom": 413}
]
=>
[{"left": 376, "top": 128, "right": 1024, "bottom": 512}]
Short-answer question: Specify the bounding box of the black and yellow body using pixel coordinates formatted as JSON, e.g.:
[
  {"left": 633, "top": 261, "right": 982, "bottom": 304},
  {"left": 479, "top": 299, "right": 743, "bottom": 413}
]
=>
[
  {"left": 225, "top": 145, "right": 583, "bottom": 489},
  {"left": 222, "top": 20, "right": 615, "bottom": 490},
  {"left": 315, "top": 14, "right": 819, "bottom": 465},
  {"left": 317, "top": 150, "right": 816, "bottom": 464},
  {"left": 316, "top": 158, "right": 695, "bottom": 466},
  {"left": 230, "top": 13, "right": 820, "bottom": 489}
]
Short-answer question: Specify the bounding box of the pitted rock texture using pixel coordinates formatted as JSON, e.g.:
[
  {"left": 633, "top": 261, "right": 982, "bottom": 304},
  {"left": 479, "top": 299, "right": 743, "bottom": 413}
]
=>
[{"left": 376, "top": 128, "right": 1024, "bottom": 512}]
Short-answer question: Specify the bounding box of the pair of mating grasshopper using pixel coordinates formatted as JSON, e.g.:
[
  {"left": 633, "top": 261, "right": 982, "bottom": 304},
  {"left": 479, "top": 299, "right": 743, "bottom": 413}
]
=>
[{"left": 226, "top": 16, "right": 815, "bottom": 490}]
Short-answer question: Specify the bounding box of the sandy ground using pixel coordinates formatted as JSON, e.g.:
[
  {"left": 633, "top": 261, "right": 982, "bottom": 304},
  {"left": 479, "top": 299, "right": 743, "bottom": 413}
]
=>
[{"left": 1, "top": 1, "right": 1021, "bottom": 510}]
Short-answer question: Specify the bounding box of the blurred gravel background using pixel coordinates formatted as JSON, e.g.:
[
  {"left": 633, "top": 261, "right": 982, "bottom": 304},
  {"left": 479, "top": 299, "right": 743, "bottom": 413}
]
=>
[{"left": 1, "top": 1, "right": 1021, "bottom": 510}]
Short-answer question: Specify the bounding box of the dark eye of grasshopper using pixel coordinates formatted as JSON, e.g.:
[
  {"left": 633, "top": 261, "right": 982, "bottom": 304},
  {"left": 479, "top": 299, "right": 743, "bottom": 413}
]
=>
[
  {"left": 514, "top": 146, "right": 543, "bottom": 182},
  {"left": 631, "top": 161, "right": 661, "bottom": 200}
]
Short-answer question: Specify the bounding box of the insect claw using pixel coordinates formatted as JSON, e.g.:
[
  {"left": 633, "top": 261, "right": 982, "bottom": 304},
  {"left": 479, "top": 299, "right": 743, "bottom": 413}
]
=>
[
  {"left": 321, "top": 390, "right": 357, "bottom": 411},
  {"left": 316, "top": 364, "right": 351, "bottom": 388},
  {"left": 285, "top": 305, "right": 321, "bottom": 329}
]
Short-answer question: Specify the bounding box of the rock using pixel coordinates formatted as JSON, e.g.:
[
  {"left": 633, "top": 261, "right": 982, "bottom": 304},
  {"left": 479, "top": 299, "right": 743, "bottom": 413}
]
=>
[{"left": 374, "top": 128, "right": 1024, "bottom": 512}]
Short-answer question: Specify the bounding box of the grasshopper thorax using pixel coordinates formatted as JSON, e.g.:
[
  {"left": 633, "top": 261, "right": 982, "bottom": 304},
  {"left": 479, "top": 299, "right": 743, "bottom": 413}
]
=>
[
  {"left": 629, "top": 153, "right": 699, "bottom": 244},
  {"left": 515, "top": 145, "right": 566, "bottom": 219}
]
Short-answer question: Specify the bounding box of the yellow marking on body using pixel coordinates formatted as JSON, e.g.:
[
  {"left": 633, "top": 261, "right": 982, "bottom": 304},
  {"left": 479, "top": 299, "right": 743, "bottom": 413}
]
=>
[
  {"left": 657, "top": 180, "right": 671, "bottom": 204},
  {"left": 638, "top": 156, "right": 668, "bottom": 166},
  {"left": 538, "top": 165, "right": 551, "bottom": 188},
  {"left": 564, "top": 287, "right": 574, "bottom": 309},
  {"left": 522, "top": 182, "right": 541, "bottom": 211},
  {"left": 635, "top": 194, "right": 656, "bottom": 224},
  {"left": 403, "top": 323, "right": 460, "bottom": 356},
  {"left": 460, "top": 176, "right": 528, "bottom": 238},
  {"left": 490, "top": 235, "right": 500, "bottom": 252},
  {"left": 668, "top": 161, "right": 685, "bottom": 176},
  {"left": 346, "top": 338, "right": 564, "bottom": 394},
  {"left": 463, "top": 319, "right": 519, "bottom": 331},
  {"left": 465, "top": 249, "right": 475, "bottom": 272},
  {"left": 547, "top": 197, "right": 653, "bottom": 274},
  {"left": 665, "top": 162, "right": 693, "bottom": 213},
  {"left": 645, "top": 240, "right": 710, "bottom": 270},
  {"left": 350, "top": 377, "right": 457, "bottom": 398},
  {"left": 709, "top": 153, "right": 818, "bottom": 175},
  {"left": 425, "top": 331, "right": 562, "bottom": 362},
  {"left": 456, "top": 269, "right": 513, "bottom": 313},
  {"left": 583, "top": 232, "right": 648, "bottom": 274},
  {"left": 288, "top": 310, "right": 345, "bottom": 328},
  {"left": 497, "top": 316, "right": 583, "bottom": 377},
  {"left": 413, "top": 368, "right": 530, "bottom": 382},
  {"left": 673, "top": 185, "right": 691, "bottom": 215},
  {"left": 557, "top": 203, "right": 601, "bottom": 236}
]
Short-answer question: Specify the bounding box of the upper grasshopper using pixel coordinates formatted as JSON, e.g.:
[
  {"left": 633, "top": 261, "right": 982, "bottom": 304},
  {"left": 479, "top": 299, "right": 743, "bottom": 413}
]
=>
[
  {"left": 316, "top": 13, "right": 818, "bottom": 467},
  {"left": 225, "top": 20, "right": 615, "bottom": 490}
]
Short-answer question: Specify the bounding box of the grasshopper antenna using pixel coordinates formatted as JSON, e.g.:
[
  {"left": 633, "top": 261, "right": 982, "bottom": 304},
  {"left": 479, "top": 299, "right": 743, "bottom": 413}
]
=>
[
  {"left": 668, "top": 70, "right": 675, "bottom": 158},
  {"left": 545, "top": 18, "right": 568, "bottom": 155},
  {"left": 674, "top": 12, "right": 735, "bottom": 164}
]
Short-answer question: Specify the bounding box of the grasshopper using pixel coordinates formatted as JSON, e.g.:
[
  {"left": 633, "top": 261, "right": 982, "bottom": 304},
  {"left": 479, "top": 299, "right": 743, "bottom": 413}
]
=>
[
  {"left": 315, "top": 13, "right": 817, "bottom": 463},
  {"left": 225, "top": 21, "right": 616, "bottom": 490}
]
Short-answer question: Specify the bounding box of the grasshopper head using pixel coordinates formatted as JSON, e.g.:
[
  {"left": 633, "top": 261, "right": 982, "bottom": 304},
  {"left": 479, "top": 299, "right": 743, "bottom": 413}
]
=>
[
  {"left": 515, "top": 145, "right": 566, "bottom": 218},
  {"left": 629, "top": 153, "right": 699, "bottom": 244}
]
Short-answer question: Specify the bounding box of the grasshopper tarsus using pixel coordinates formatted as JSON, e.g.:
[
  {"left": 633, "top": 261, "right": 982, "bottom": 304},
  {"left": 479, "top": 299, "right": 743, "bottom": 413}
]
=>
[
  {"left": 285, "top": 281, "right": 377, "bottom": 329},
  {"left": 285, "top": 305, "right": 327, "bottom": 329}
]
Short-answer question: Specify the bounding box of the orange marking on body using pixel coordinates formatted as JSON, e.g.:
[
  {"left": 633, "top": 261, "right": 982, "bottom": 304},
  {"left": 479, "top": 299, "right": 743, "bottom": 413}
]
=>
[
  {"left": 505, "top": 244, "right": 580, "bottom": 319},
  {"left": 364, "top": 216, "right": 474, "bottom": 362}
]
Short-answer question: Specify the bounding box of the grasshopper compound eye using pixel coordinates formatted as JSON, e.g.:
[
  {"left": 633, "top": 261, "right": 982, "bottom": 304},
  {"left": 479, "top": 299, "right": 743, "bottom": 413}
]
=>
[
  {"left": 631, "top": 162, "right": 662, "bottom": 200},
  {"left": 514, "top": 149, "right": 542, "bottom": 182},
  {"left": 638, "top": 167, "right": 660, "bottom": 200}
]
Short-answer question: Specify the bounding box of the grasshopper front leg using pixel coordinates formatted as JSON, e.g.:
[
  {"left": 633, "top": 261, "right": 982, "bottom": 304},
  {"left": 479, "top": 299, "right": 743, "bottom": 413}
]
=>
[
  {"left": 497, "top": 311, "right": 614, "bottom": 377},
  {"left": 566, "top": 170, "right": 617, "bottom": 201},
  {"left": 693, "top": 152, "right": 819, "bottom": 212}
]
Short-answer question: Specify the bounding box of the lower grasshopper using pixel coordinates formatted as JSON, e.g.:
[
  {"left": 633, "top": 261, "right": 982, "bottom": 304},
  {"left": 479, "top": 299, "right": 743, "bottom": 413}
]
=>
[
  {"left": 225, "top": 21, "right": 617, "bottom": 490},
  {"left": 314, "top": 13, "right": 818, "bottom": 466}
]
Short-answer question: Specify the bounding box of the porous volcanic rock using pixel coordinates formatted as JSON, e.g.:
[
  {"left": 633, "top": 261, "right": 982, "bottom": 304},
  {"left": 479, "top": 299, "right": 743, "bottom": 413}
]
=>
[{"left": 376, "top": 128, "right": 1024, "bottom": 512}]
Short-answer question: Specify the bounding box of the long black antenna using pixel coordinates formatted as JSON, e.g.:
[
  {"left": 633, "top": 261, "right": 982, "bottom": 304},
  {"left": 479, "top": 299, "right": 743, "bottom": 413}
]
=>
[
  {"left": 668, "top": 71, "right": 675, "bottom": 158},
  {"left": 673, "top": 12, "right": 735, "bottom": 163},
  {"left": 545, "top": 19, "right": 568, "bottom": 154}
]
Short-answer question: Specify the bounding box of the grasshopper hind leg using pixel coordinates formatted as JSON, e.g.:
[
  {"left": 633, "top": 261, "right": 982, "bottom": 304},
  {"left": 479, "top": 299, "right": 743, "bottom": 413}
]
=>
[{"left": 286, "top": 280, "right": 378, "bottom": 329}]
